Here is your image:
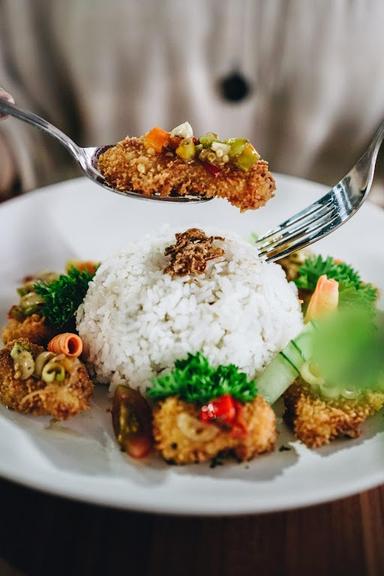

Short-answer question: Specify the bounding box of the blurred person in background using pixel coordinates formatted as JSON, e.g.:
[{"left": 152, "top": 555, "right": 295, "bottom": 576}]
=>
[{"left": 0, "top": 0, "right": 384, "bottom": 202}]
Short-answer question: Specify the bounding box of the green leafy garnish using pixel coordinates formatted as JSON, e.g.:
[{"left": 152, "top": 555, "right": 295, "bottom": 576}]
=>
[
  {"left": 295, "top": 255, "right": 378, "bottom": 309},
  {"left": 34, "top": 267, "right": 94, "bottom": 329},
  {"left": 148, "top": 352, "right": 257, "bottom": 403},
  {"left": 310, "top": 309, "right": 384, "bottom": 397}
]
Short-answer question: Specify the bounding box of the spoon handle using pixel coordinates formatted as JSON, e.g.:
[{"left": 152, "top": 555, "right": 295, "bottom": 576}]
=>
[{"left": 0, "top": 99, "right": 81, "bottom": 159}]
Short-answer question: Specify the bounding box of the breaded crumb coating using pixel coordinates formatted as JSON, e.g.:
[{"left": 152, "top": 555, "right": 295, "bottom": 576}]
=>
[
  {"left": 284, "top": 381, "right": 384, "bottom": 448},
  {"left": 2, "top": 315, "right": 56, "bottom": 346},
  {"left": 98, "top": 138, "right": 275, "bottom": 212},
  {"left": 153, "top": 395, "right": 276, "bottom": 464},
  {"left": 0, "top": 339, "right": 93, "bottom": 420}
]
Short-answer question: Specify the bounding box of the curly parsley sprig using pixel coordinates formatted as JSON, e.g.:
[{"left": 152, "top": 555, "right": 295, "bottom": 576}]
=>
[
  {"left": 148, "top": 352, "right": 257, "bottom": 404},
  {"left": 295, "top": 255, "right": 378, "bottom": 308},
  {"left": 34, "top": 267, "right": 95, "bottom": 329}
]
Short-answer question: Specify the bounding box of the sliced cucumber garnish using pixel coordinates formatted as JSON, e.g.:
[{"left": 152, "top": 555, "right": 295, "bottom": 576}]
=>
[{"left": 257, "top": 324, "right": 314, "bottom": 404}]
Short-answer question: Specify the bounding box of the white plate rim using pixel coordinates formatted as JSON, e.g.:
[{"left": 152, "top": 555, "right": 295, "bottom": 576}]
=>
[{"left": 0, "top": 174, "right": 383, "bottom": 516}]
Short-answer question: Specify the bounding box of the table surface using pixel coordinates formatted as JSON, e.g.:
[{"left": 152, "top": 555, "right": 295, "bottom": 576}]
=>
[{"left": 0, "top": 478, "right": 382, "bottom": 576}]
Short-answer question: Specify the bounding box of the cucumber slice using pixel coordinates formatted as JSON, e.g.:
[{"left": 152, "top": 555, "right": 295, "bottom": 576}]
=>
[
  {"left": 257, "top": 354, "right": 299, "bottom": 405},
  {"left": 257, "top": 324, "right": 314, "bottom": 404}
]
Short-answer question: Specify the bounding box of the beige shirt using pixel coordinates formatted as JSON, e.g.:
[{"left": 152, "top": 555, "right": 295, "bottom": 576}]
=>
[{"left": 1, "top": 0, "right": 384, "bottom": 201}]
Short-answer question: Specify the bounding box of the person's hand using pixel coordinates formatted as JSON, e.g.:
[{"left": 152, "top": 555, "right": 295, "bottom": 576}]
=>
[{"left": 0, "top": 88, "right": 14, "bottom": 119}]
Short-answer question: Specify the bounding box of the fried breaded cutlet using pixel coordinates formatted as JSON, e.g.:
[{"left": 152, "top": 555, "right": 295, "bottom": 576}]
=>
[
  {"left": 0, "top": 339, "right": 93, "bottom": 420},
  {"left": 2, "top": 314, "right": 56, "bottom": 346},
  {"left": 153, "top": 395, "right": 276, "bottom": 464},
  {"left": 284, "top": 381, "right": 384, "bottom": 448},
  {"left": 98, "top": 137, "right": 275, "bottom": 211}
]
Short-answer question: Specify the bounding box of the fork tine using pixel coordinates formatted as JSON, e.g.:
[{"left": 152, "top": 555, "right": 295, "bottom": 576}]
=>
[
  {"left": 256, "top": 200, "right": 336, "bottom": 252},
  {"left": 257, "top": 201, "right": 339, "bottom": 257},
  {"left": 260, "top": 211, "right": 343, "bottom": 262},
  {"left": 254, "top": 191, "right": 335, "bottom": 247}
]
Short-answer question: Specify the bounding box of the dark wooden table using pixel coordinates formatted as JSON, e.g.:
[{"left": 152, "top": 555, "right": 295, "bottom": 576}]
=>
[{"left": 0, "top": 477, "right": 383, "bottom": 576}]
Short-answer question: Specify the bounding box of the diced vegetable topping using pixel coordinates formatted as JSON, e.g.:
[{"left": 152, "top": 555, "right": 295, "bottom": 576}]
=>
[
  {"left": 199, "top": 132, "right": 218, "bottom": 147},
  {"left": 211, "top": 141, "right": 231, "bottom": 156},
  {"left": 233, "top": 143, "right": 260, "bottom": 171},
  {"left": 144, "top": 127, "right": 171, "bottom": 153},
  {"left": 199, "top": 394, "right": 237, "bottom": 425},
  {"left": 176, "top": 138, "right": 196, "bottom": 161},
  {"left": 170, "top": 121, "right": 194, "bottom": 139},
  {"left": 142, "top": 122, "right": 261, "bottom": 172},
  {"left": 227, "top": 138, "right": 247, "bottom": 158}
]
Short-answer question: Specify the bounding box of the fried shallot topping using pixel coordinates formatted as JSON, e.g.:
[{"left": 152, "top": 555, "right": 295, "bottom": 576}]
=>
[{"left": 164, "top": 228, "right": 225, "bottom": 276}]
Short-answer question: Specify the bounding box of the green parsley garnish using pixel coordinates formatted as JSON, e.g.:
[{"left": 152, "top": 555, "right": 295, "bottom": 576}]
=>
[
  {"left": 295, "top": 255, "right": 378, "bottom": 308},
  {"left": 148, "top": 352, "right": 257, "bottom": 403},
  {"left": 34, "top": 267, "right": 94, "bottom": 329}
]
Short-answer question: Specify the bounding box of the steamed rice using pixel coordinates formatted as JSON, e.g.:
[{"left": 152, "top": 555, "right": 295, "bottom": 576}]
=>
[{"left": 76, "top": 230, "right": 303, "bottom": 394}]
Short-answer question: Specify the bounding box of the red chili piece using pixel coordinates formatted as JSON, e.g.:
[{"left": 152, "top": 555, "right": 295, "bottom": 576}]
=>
[{"left": 199, "top": 394, "right": 236, "bottom": 425}]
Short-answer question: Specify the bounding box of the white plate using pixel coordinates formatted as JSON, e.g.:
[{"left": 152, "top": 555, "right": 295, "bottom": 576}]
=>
[{"left": 0, "top": 175, "right": 383, "bottom": 516}]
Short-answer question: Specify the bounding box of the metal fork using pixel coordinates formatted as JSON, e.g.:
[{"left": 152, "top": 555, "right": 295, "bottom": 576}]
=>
[{"left": 255, "top": 121, "right": 384, "bottom": 262}]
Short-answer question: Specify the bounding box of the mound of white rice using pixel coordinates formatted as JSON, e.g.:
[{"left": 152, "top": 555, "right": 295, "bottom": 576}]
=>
[{"left": 77, "top": 230, "right": 303, "bottom": 394}]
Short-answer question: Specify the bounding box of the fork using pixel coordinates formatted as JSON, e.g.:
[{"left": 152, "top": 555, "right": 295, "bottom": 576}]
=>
[{"left": 255, "top": 121, "right": 384, "bottom": 262}]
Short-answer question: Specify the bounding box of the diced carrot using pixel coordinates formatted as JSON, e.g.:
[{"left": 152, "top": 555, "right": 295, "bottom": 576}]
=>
[
  {"left": 305, "top": 275, "right": 339, "bottom": 322},
  {"left": 143, "top": 127, "right": 170, "bottom": 153},
  {"left": 48, "top": 333, "right": 83, "bottom": 357}
]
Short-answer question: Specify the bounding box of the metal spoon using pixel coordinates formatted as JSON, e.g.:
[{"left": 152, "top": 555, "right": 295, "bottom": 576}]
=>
[{"left": 0, "top": 99, "right": 208, "bottom": 203}]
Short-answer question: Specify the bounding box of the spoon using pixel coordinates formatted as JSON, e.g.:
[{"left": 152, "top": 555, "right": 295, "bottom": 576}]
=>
[{"left": 0, "top": 99, "right": 208, "bottom": 203}]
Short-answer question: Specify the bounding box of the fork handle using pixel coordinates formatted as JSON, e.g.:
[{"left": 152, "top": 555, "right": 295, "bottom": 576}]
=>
[{"left": 0, "top": 99, "right": 81, "bottom": 159}]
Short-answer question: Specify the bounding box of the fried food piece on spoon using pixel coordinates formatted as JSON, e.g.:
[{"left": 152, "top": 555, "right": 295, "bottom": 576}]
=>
[{"left": 97, "top": 122, "right": 276, "bottom": 211}]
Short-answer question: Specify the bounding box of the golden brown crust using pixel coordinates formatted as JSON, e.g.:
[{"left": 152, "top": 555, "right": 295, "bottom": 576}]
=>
[
  {"left": 2, "top": 314, "right": 57, "bottom": 346},
  {"left": 98, "top": 138, "right": 275, "bottom": 211},
  {"left": 153, "top": 395, "right": 276, "bottom": 464},
  {"left": 284, "top": 382, "right": 384, "bottom": 448},
  {"left": 0, "top": 339, "right": 93, "bottom": 420}
]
